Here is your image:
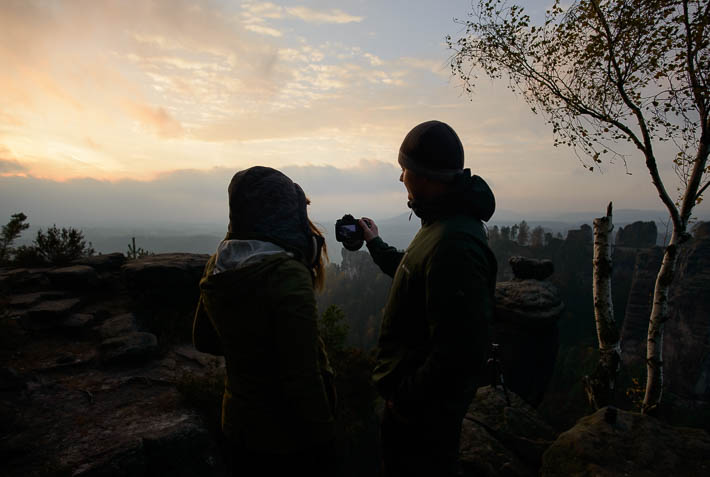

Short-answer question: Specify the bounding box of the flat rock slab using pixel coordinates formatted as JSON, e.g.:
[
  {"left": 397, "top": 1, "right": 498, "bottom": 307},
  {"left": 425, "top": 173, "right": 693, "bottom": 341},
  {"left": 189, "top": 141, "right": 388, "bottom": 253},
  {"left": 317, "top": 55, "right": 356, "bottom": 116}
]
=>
[
  {"left": 48, "top": 265, "right": 99, "bottom": 290},
  {"left": 97, "top": 313, "right": 137, "bottom": 339},
  {"left": 72, "top": 253, "right": 127, "bottom": 272},
  {"left": 541, "top": 407, "right": 710, "bottom": 476},
  {"left": 62, "top": 313, "right": 95, "bottom": 328},
  {"left": 100, "top": 332, "right": 158, "bottom": 365},
  {"left": 121, "top": 253, "right": 209, "bottom": 296},
  {"left": 7, "top": 291, "right": 67, "bottom": 308},
  {"left": 0, "top": 267, "right": 51, "bottom": 292},
  {"left": 19, "top": 297, "right": 84, "bottom": 330}
]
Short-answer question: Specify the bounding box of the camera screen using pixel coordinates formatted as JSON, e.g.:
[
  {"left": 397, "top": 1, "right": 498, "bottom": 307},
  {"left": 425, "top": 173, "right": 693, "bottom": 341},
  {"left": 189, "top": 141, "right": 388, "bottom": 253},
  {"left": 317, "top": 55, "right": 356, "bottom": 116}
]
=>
[{"left": 342, "top": 225, "right": 357, "bottom": 232}]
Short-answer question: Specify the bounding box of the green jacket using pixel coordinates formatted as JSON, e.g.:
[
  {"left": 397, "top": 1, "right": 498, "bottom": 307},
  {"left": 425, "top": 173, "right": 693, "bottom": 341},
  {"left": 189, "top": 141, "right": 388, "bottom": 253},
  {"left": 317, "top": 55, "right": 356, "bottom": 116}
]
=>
[
  {"left": 193, "top": 245, "right": 335, "bottom": 453},
  {"left": 368, "top": 214, "right": 497, "bottom": 421}
]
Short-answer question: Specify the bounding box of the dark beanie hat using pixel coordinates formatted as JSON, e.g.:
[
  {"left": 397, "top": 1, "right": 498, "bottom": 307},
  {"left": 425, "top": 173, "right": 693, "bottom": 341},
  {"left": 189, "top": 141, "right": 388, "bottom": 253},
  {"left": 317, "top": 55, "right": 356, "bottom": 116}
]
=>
[
  {"left": 398, "top": 120, "right": 464, "bottom": 182},
  {"left": 227, "top": 166, "right": 311, "bottom": 260}
]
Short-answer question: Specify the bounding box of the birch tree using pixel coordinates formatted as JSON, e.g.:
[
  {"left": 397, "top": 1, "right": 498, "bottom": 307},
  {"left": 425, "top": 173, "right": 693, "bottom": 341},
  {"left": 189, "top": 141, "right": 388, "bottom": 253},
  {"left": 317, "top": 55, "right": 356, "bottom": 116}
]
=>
[
  {"left": 448, "top": 0, "right": 709, "bottom": 413},
  {"left": 585, "top": 202, "right": 621, "bottom": 409}
]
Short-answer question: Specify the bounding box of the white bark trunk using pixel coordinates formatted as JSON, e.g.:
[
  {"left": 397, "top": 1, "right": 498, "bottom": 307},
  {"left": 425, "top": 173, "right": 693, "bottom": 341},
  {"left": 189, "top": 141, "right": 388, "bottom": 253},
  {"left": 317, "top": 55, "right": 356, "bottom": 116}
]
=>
[
  {"left": 585, "top": 203, "right": 621, "bottom": 409},
  {"left": 642, "top": 232, "right": 680, "bottom": 414}
]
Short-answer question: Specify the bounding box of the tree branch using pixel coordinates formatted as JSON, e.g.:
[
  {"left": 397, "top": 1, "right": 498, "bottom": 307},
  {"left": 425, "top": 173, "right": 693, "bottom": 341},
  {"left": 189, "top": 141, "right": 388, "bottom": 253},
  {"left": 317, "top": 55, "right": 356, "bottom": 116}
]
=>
[{"left": 590, "top": 0, "right": 681, "bottom": 231}]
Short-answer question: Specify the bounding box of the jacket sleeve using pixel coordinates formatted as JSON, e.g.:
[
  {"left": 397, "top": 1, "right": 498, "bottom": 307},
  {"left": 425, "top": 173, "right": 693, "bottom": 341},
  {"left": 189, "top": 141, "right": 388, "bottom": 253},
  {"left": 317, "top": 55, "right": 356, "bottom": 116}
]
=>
[
  {"left": 394, "top": 239, "right": 493, "bottom": 415},
  {"left": 366, "top": 236, "right": 405, "bottom": 278},
  {"left": 273, "top": 263, "right": 335, "bottom": 427},
  {"left": 192, "top": 255, "right": 224, "bottom": 356}
]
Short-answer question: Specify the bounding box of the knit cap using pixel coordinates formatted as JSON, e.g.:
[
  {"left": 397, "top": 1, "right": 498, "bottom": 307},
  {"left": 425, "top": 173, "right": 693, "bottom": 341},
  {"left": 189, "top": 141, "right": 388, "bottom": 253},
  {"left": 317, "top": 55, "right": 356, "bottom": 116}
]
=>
[{"left": 398, "top": 120, "right": 464, "bottom": 182}]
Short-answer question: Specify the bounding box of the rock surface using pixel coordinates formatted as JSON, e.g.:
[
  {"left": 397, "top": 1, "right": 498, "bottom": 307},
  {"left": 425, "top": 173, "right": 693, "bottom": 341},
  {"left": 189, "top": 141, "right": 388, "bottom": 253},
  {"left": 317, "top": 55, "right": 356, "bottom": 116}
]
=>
[
  {"left": 622, "top": 236, "right": 710, "bottom": 404},
  {"left": 509, "top": 256, "right": 554, "bottom": 280},
  {"left": 100, "top": 332, "right": 159, "bottom": 365},
  {"left": 0, "top": 255, "right": 228, "bottom": 477},
  {"left": 47, "top": 265, "right": 100, "bottom": 290},
  {"left": 615, "top": 221, "right": 658, "bottom": 248},
  {"left": 460, "top": 386, "right": 557, "bottom": 476},
  {"left": 541, "top": 407, "right": 710, "bottom": 476},
  {"left": 494, "top": 275, "right": 564, "bottom": 407}
]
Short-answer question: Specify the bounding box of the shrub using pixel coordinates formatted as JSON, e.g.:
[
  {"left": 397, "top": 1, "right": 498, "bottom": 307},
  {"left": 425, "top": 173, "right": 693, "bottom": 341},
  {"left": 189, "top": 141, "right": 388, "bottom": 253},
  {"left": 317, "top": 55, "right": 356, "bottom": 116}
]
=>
[{"left": 33, "top": 225, "right": 95, "bottom": 265}]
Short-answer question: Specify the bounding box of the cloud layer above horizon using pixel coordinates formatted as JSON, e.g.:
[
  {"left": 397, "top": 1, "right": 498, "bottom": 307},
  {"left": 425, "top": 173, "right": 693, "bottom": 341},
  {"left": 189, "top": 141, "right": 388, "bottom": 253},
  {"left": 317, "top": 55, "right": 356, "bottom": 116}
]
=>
[{"left": 1, "top": 0, "right": 706, "bottom": 223}]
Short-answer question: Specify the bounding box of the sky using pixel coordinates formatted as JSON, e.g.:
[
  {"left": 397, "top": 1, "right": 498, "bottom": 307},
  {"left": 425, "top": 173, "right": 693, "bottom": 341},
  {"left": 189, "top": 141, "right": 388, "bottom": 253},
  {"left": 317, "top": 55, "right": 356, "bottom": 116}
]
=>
[{"left": 1, "top": 0, "right": 707, "bottom": 229}]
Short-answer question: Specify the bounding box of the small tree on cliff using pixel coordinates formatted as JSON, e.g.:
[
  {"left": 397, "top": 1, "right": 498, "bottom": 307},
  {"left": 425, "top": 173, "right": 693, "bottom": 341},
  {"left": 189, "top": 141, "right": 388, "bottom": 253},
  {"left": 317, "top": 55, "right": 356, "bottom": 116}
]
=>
[
  {"left": 0, "top": 213, "right": 29, "bottom": 263},
  {"left": 448, "top": 0, "right": 709, "bottom": 413}
]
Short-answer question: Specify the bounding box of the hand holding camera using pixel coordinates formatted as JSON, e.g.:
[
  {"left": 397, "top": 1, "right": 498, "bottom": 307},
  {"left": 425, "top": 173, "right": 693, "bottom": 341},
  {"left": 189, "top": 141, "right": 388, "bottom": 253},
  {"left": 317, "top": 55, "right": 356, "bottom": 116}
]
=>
[{"left": 335, "top": 215, "right": 378, "bottom": 251}]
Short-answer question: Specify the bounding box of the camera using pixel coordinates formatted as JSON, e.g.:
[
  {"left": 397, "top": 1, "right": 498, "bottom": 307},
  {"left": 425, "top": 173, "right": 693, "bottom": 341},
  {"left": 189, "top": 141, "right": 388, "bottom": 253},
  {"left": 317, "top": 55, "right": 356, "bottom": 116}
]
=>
[{"left": 335, "top": 214, "right": 365, "bottom": 251}]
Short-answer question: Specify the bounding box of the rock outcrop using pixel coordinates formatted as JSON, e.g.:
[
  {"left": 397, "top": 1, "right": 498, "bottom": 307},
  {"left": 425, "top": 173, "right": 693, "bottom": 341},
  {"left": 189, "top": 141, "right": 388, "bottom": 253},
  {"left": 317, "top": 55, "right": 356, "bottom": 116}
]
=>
[
  {"left": 460, "top": 386, "right": 558, "bottom": 476},
  {"left": 615, "top": 220, "right": 658, "bottom": 248},
  {"left": 541, "top": 407, "right": 710, "bottom": 476},
  {"left": 0, "top": 254, "right": 225, "bottom": 477},
  {"left": 493, "top": 257, "right": 564, "bottom": 407},
  {"left": 621, "top": 235, "right": 710, "bottom": 405}
]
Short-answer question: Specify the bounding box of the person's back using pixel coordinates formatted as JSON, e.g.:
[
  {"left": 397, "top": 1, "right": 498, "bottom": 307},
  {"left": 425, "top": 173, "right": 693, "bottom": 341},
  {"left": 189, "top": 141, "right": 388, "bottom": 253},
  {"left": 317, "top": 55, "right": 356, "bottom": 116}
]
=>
[{"left": 193, "top": 166, "right": 335, "bottom": 475}]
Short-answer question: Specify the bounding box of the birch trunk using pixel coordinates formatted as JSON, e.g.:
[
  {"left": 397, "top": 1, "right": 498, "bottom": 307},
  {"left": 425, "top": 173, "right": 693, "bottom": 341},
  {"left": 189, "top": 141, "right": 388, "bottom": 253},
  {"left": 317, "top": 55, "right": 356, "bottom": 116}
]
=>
[
  {"left": 584, "top": 202, "right": 621, "bottom": 409},
  {"left": 641, "top": 232, "right": 680, "bottom": 414}
]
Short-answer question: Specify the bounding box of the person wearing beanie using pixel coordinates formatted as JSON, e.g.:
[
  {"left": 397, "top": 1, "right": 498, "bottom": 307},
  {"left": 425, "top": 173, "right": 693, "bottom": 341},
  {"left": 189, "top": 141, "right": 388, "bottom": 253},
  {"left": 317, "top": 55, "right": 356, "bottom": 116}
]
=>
[
  {"left": 192, "top": 166, "right": 336, "bottom": 475},
  {"left": 359, "top": 120, "right": 497, "bottom": 476}
]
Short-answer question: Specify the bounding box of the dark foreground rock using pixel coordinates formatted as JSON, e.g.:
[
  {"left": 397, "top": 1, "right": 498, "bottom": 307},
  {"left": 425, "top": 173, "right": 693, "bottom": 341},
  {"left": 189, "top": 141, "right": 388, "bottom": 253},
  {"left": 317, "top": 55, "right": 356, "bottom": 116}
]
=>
[
  {"left": 461, "top": 386, "right": 558, "bottom": 477},
  {"left": 541, "top": 407, "right": 710, "bottom": 476}
]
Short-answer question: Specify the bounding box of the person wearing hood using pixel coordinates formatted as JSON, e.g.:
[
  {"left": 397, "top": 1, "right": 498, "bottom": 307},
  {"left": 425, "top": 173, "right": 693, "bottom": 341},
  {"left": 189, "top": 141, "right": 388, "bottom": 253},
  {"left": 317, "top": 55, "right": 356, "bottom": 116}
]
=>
[
  {"left": 192, "top": 166, "right": 336, "bottom": 475},
  {"left": 359, "top": 120, "right": 497, "bottom": 476}
]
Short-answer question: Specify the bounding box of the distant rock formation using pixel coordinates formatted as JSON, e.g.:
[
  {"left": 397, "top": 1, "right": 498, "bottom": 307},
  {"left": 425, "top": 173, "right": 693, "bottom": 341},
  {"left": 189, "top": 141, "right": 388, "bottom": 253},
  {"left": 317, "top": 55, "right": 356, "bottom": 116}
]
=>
[
  {"left": 541, "top": 407, "right": 710, "bottom": 476},
  {"left": 621, "top": 233, "right": 710, "bottom": 405},
  {"left": 615, "top": 220, "right": 658, "bottom": 248},
  {"left": 493, "top": 257, "right": 564, "bottom": 407}
]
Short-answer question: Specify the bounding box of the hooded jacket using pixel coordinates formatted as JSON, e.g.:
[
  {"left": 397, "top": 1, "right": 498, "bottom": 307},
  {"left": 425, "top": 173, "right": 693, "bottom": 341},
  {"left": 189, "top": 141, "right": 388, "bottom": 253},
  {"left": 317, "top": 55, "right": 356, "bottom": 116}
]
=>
[
  {"left": 367, "top": 170, "right": 497, "bottom": 422},
  {"left": 192, "top": 167, "right": 334, "bottom": 453}
]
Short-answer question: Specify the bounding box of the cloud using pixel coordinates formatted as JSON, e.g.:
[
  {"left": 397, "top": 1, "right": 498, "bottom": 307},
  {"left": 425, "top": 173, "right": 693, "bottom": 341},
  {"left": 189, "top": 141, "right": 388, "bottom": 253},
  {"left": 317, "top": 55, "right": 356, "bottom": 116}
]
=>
[
  {"left": 245, "top": 24, "right": 283, "bottom": 37},
  {"left": 285, "top": 6, "right": 363, "bottom": 24},
  {"left": 0, "top": 158, "right": 26, "bottom": 174},
  {"left": 124, "top": 102, "right": 185, "bottom": 138},
  {"left": 0, "top": 161, "right": 407, "bottom": 228}
]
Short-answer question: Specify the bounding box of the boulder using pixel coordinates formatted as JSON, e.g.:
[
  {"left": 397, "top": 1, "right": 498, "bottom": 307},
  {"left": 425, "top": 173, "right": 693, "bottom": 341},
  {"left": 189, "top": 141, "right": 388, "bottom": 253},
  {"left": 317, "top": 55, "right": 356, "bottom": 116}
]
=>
[
  {"left": 100, "top": 332, "right": 158, "bottom": 365},
  {"left": 509, "top": 257, "right": 554, "bottom": 280},
  {"left": 460, "top": 418, "right": 532, "bottom": 477},
  {"left": 7, "top": 291, "right": 67, "bottom": 309},
  {"left": 19, "top": 297, "right": 84, "bottom": 330},
  {"left": 72, "top": 253, "right": 127, "bottom": 272},
  {"left": 97, "top": 313, "right": 137, "bottom": 339},
  {"left": 47, "top": 265, "right": 99, "bottom": 290},
  {"left": 541, "top": 407, "right": 710, "bottom": 476},
  {"left": 62, "top": 313, "right": 95, "bottom": 328},
  {"left": 465, "top": 386, "right": 557, "bottom": 468},
  {"left": 495, "top": 280, "right": 564, "bottom": 328},
  {"left": 121, "top": 253, "right": 208, "bottom": 298},
  {"left": 0, "top": 267, "right": 50, "bottom": 292}
]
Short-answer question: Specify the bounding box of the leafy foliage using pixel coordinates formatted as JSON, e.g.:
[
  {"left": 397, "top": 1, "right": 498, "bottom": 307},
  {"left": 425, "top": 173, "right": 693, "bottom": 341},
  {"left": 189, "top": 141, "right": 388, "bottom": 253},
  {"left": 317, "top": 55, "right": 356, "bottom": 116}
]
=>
[
  {"left": 32, "top": 225, "right": 95, "bottom": 265},
  {"left": 0, "top": 213, "right": 29, "bottom": 263},
  {"left": 448, "top": 0, "right": 709, "bottom": 414},
  {"left": 448, "top": 0, "right": 708, "bottom": 217},
  {"left": 319, "top": 304, "right": 350, "bottom": 358}
]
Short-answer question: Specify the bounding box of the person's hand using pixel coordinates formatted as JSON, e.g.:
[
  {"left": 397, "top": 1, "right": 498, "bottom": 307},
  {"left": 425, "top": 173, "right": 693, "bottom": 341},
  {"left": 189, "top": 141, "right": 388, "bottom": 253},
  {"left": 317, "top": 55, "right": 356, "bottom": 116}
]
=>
[{"left": 359, "top": 217, "right": 379, "bottom": 243}]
